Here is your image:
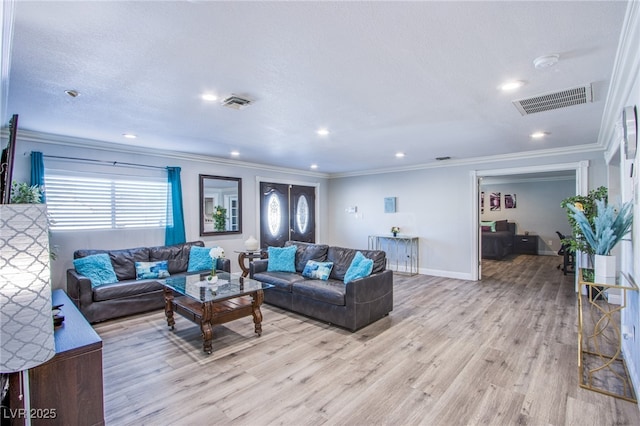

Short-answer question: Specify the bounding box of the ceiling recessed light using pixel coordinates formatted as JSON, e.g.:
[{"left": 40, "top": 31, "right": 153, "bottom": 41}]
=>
[
  {"left": 122, "top": 133, "right": 137, "bottom": 139},
  {"left": 310, "top": 164, "right": 318, "bottom": 169},
  {"left": 499, "top": 80, "right": 525, "bottom": 91},
  {"left": 64, "top": 89, "right": 79, "bottom": 98},
  {"left": 316, "top": 128, "right": 330, "bottom": 136},
  {"left": 530, "top": 131, "right": 549, "bottom": 139},
  {"left": 533, "top": 54, "right": 559, "bottom": 69},
  {"left": 201, "top": 93, "right": 218, "bottom": 102},
  {"left": 230, "top": 150, "right": 240, "bottom": 157},
  {"left": 395, "top": 152, "right": 405, "bottom": 158}
]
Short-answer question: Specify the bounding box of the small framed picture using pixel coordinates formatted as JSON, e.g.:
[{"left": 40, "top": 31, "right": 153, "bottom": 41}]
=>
[
  {"left": 505, "top": 194, "right": 516, "bottom": 209},
  {"left": 384, "top": 197, "right": 396, "bottom": 213}
]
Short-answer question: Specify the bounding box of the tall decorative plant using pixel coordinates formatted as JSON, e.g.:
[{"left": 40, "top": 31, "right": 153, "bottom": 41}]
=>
[
  {"left": 566, "top": 199, "right": 633, "bottom": 256},
  {"left": 560, "top": 186, "right": 607, "bottom": 254}
]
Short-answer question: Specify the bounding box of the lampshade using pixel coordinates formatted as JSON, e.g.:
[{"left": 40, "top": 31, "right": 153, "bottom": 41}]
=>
[{"left": 0, "top": 204, "right": 55, "bottom": 373}]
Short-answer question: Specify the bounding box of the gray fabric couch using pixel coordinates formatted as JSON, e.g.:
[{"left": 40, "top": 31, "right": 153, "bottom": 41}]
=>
[
  {"left": 66, "top": 241, "right": 230, "bottom": 323},
  {"left": 250, "top": 241, "right": 393, "bottom": 331}
]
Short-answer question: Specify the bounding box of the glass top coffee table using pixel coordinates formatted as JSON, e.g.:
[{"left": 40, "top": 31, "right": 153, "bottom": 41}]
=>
[{"left": 161, "top": 271, "right": 273, "bottom": 354}]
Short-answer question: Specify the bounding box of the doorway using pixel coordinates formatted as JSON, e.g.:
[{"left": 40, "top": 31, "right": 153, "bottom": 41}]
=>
[{"left": 471, "top": 161, "right": 588, "bottom": 280}]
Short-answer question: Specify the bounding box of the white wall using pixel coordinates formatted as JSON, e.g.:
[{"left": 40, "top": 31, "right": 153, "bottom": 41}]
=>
[
  {"left": 480, "top": 178, "right": 576, "bottom": 255},
  {"left": 328, "top": 151, "right": 607, "bottom": 280},
  {"left": 614, "top": 1, "right": 640, "bottom": 405},
  {"left": 10, "top": 134, "right": 329, "bottom": 289}
]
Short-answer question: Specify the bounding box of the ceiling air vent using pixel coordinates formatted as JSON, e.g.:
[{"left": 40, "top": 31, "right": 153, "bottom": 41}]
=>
[
  {"left": 221, "top": 95, "right": 252, "bottom": 110},
  {"left": 512, "top": 84, "right": 593, "bottom": 116}
]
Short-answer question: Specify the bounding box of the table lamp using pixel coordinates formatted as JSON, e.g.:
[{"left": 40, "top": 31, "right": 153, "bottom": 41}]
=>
[{"left": 1, "top": 204, "right": 56, "bottom": 425}]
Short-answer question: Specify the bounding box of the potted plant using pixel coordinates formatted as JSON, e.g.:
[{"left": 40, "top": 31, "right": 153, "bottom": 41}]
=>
[
  {"left": 212, "top": 205, "right": 227, "bottom": 232},
  {"left": 10, "top": 182, "right": 43, "bottom": 204},
  {"left": 566, "top": 198, "right": 633, "bottom": 282},
  {"left": 560, "top": 186, "right": 607, "bottom": 255}
]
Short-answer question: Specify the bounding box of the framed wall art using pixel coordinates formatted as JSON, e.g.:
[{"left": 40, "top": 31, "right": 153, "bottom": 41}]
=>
[{"left": 384, "top": 197, "right": 396, "bottom": 213}]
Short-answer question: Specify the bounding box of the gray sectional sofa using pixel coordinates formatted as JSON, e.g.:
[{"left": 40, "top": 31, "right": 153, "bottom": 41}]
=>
[
  {"left": 67, "top": 241, "right": 230, "bottom": 323},
  {"left": 250, "top": 241, "right": 393, "bottom": 331}
]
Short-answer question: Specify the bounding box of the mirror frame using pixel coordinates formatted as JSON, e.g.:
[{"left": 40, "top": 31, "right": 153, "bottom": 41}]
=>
[{"left": 199, "top": 174, "right": 242, "bottom": 236}]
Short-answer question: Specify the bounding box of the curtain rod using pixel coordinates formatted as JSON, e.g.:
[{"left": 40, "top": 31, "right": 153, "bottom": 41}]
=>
[{"left": 37, "top": 154, "right": 167, "bottom": 171}]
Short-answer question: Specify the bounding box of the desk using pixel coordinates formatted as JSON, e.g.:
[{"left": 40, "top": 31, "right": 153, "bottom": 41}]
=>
[
  {"left": 368, "top": 235, "right": 419, "bottom": 275},
  {"left": 235, "top": 250, "right": 267, "bottom": 277},
  {"left": 578, "top": 269, "right": 637, "bottom": 402}
]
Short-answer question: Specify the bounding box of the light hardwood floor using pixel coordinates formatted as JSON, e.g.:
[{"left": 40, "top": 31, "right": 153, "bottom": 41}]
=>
[{"left": 94, "top": 255, "right": 640, "bottom": 425}]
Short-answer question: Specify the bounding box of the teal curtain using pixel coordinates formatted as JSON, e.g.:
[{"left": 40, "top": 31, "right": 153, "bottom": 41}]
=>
[
  {"left": 165, "top": 167, "right": 186, "bottom": 245},
  {"left": 30, "top": 151, "right": 45, "bottom": 201}
]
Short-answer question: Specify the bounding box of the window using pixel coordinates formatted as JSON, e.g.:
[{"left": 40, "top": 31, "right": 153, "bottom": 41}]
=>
[{"left": 45, "top": 170, "right": 170, "bottom": 231}]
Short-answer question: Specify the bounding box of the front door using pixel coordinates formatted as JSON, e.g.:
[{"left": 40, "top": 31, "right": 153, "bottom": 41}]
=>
[{"left": 259, "top": 182, "right": 316, "bottom": 248}]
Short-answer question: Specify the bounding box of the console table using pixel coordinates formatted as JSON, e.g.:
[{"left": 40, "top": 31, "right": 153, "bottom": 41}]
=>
[
  {"left": 578, "top": 269, "right": 637, "bottom": 402},
  {"left": 368, "top": 235, "right": 419, "bottom": 275},
  {"left": 9, "top": 289, "right": 104, "bottom": 425}
]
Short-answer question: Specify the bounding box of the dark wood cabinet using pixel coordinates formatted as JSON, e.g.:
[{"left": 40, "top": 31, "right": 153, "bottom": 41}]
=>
[
  {"left": 514, "top": 234, "right": 538, "bottom": 255},
  {"left": 9, "top": 290, "right": 104, "bottom": 426}
]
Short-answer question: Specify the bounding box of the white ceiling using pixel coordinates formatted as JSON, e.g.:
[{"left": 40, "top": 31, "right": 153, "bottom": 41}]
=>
[{"left": 6, "top": 1, "right": 628, "bottom": 175}]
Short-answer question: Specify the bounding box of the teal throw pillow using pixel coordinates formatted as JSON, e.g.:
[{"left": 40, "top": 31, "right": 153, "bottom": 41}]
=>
[
  {"left": 344, "top": 251, "right": 374, "bottom": 284},
  {"left": 267, "top": 245, "right": 297, "bottom": 272},
  {"left": 73, "top": 253, "right": 118, "bottom": 288},
  {"left": 135, "top": 260, "right": 170, "bottom": 280},
  {"left": 302, "top": 260, "right": 334, "bottom": 281},
  {"left": 187, "top": 246, "right": 214, "bottom": 272}
]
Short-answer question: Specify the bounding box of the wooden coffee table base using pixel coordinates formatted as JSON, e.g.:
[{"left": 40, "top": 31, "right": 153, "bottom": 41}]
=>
[{"left": 163, "top": 287, "right": 264, "bottom": 354}]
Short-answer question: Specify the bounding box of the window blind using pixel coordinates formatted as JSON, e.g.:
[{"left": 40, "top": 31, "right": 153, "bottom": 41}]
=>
[{"left": 45, "top": 171, "right": 170, "bottom": 231}]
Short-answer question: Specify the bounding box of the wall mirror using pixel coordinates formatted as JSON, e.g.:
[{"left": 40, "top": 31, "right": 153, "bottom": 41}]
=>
[{"left": 199, "top": 174, "right": 242, "bottom": 236}]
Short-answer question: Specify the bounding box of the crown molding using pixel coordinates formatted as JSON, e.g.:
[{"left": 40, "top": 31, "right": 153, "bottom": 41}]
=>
[
  {"left": 6, "top": 129, "right": 331, "bottom": 179},
  {"left": 328, "top": 144, "right": 603, "bottom": 179},
  {"left": 600, "top": 0, "right": 640, "bottom": 161},
  {"left": 3, "top": 128, "right": 604, "bottom": 181}
]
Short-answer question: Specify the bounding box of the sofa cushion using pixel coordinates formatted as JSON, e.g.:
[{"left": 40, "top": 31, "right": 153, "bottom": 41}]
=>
[
  {"left": 291, "top": 279, "right": 346, "bottom": 306},
  {"left": 187, "top": 245, "right": 214, "bottom": 272},
  {"left": 327, "top": 246, "right": 386, "bottom": 281},
  {"left": 93, "top": 279, "right": 165, "bottom": 302},
  {"left": 285, "top": 241, "right": 329, "bottom": 273},
  {"left": 344, "top": 251, "right": 374, "bottom": 284},
  {"left": 73, "top": 253, "right": 119, "bottom": 288},
  {"left": 75, "top": 247, "right": 150, "bottom": 281},
  {"left": 135, "top": 260, "right": 170, "bottom": 280},
  {"left": 149, "top": 241, "right": 203, "bottom": 274},
  {"left": 253, "top": 271, "right": 305, "bottom": 292},
  {"left": 267, "top": 245, "right": 297, "bottom": 272},
  {"left": 302, "top": 260, "right": 333, "bottom": 281}
]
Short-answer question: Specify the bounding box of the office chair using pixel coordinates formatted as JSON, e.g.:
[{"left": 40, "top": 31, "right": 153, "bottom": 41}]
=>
[{"left": 556, "top": 231, "right": 575, "bottom": 275}]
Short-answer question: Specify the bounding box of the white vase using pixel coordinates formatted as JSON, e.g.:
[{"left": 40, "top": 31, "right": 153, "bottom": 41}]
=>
[
  {"left": 244, "top": 235, "right": 259, "bottom": 251},
  {"left": 594, "top": 254, "right": 616, "bottom": 284},
  {"left": 206, "top": 275, "right": 218, "bottom": 284}
]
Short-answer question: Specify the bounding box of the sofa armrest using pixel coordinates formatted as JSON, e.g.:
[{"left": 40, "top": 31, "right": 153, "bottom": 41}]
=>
[
  {"left": 217, "top": 258, "right": 231, "bottom": 273},
  {"left": 250, "top": 259, "right": 269, "bottom": 278},
  {"left": 66, "top": 269, "right": 94, "bottom": 310},
  {"left": 345, "top": 269, "right": 393, "bottom": 304}
]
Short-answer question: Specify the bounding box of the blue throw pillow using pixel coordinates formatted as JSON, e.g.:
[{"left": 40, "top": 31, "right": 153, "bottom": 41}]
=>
[
  {"left": 73, "top": 253, "right": 118, "bottom": 288},
  {"left": 267, "top": 245, "right": 296, "bottom": 272},
  {"left": 344, "top": 251, "right": 374, "bottom": 284},
  {"left": 135, "top": 260, "right": 170, "bottom": 280},
  {"left": 187, "top": 246, "right": 214, "bottom": 272},
  {"left": 302, "top": 260, "right": 334, "bottom": 280}
]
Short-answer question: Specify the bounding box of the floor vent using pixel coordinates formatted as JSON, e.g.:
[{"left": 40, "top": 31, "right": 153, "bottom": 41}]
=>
[
  {"left": 221, "top": 95, "right": 252, "bottom": 110},
  {"left": 512, "top": 84, "right": 593, "bottom": 116}
]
